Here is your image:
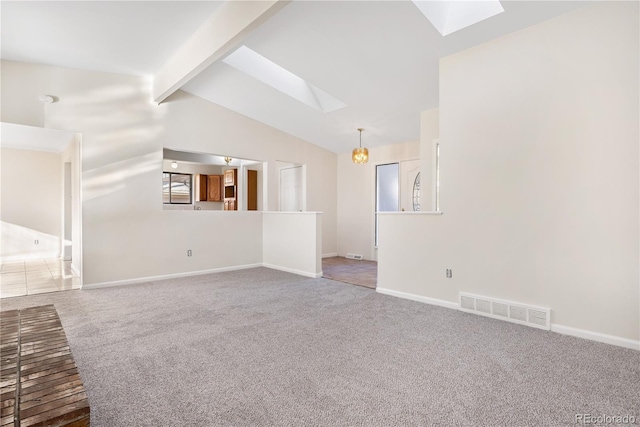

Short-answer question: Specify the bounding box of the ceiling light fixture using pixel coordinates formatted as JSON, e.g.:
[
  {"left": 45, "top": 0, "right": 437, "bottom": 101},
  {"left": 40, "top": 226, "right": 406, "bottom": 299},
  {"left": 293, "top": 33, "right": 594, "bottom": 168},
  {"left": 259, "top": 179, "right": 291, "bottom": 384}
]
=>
[
  {"left": 352, "top": 128, "right": 369, "bottom": 164},
  {"left": 171, "top": 161, "right": 178, "bottom": 169},
  {"left": 39, "top": 95, "right": 55, "bottom": 104},
  {"left": 224, "top": 157, "right": 232, "bottom": 165}
]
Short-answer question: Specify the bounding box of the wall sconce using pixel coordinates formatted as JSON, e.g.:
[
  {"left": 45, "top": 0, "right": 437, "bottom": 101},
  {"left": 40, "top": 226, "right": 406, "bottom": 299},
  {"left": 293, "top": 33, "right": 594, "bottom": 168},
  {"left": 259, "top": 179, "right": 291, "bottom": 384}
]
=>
[
  {"left": 171, "top": 161, "right": 178, "bottom": 169},
  {"left": 224, "top": 157, "right": 232, "bottom": 165}
]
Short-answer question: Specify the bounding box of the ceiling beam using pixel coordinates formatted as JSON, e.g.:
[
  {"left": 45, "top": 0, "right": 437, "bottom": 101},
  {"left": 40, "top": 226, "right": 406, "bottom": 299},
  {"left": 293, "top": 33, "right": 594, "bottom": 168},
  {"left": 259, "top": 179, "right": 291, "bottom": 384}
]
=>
[{"left": 152, "top": 0, "right": 289, "bottom": 104}]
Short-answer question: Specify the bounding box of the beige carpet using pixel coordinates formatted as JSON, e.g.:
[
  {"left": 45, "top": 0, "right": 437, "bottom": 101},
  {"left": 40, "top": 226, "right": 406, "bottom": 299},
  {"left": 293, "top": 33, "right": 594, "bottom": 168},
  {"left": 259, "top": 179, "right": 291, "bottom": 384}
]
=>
[
  {"left": 322, "top": 256, "right": 377, "bottom": 289},
  {"left": 1, "top": 267, "right": 638, "bottom": 426}
]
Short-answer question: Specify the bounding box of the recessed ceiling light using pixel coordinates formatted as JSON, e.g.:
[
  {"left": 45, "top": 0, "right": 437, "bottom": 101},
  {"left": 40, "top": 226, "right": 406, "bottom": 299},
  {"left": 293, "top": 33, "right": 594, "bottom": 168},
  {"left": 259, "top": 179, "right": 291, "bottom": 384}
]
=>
[{"left": 38, "top": 95, "right": 55, "bottom": 103}]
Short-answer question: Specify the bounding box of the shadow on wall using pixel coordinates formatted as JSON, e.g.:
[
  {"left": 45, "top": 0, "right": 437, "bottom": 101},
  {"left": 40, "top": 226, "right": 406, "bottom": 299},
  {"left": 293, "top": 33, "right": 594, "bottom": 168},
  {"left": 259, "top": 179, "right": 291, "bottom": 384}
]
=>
[
  {"left": 53, "top": 82, "right": 166, "bottom": 203},
  {"left": 0, "top": 221, "right": 60, "bottom": 260},
  {"left": 83, "top": 151, "right": 159, "bottom": 203}
]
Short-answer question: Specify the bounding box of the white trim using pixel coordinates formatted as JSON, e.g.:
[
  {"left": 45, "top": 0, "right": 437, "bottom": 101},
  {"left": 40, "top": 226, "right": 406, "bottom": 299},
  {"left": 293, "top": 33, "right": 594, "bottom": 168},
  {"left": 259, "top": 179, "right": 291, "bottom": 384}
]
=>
[
  {"left": 0, "top": 143, "right": 62, "bottom": 154},
  {"left": 81, "top": 263, "right": 263, "bottom": 290},
  {"left": 551, "top": 324, "right": 639, "bottom": 351},
  {"left": 376, "top": 211, "right": 443, "bottom": 215},
  {"left": 262, "top": 263, "right": 322, "bottom": 278},
  {"left": 70, "top": 263, "right": 80, "bottom": 277},
  {"left": 322, "top": 252, "right": 338, "bottom": 258},
  {"left": 432, "top": 139, "right": 440, "bottom": 212},
  {"left": 376, "top": 287, "right": 459, "bottom": 310},
  {"left": 262, "top": 211, "right": 322, "bottom": 215}
]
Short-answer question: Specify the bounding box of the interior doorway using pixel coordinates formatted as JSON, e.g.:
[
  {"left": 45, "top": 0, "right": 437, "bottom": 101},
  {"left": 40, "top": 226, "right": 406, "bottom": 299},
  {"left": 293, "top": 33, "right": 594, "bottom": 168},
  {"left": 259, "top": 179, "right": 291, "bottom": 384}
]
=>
[
  {"left": 0, "top": 123, "right": 82, "bottom": 297},
  {"left": 279, "top": 164, "right": 305, "bottom": 212},
  {"left": 322, "top": 256, "right": 377, "bottom": 289}
]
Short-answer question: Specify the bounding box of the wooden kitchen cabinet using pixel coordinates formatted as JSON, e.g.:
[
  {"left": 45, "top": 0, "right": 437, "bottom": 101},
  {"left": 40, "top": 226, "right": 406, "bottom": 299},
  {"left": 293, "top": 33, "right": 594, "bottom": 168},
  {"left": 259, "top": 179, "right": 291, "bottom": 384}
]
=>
[
  {"left": 224, "top": 169, "right": 236, "bottom": 186},
  {"left": 247, "top": 170, "right": 258, "bottom": 211},
  {"left": 224, "top": 169, "right": 237, "bottom": 210},
  {"left": 197, "top": 174, "right": 208, "bottom": 202},
  {"left": 207, "top": 175, "right": 223, "bottom": 202}
]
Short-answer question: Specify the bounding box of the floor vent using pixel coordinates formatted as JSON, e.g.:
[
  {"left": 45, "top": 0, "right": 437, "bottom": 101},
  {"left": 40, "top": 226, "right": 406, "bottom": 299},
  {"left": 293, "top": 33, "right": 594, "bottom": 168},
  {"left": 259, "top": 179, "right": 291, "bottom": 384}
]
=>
[
  {"left": 345, "top": 253, "right": 363, "bottom": 260},
  {"left": 458, "top": 292, "right": 551, "bottom": 330}
]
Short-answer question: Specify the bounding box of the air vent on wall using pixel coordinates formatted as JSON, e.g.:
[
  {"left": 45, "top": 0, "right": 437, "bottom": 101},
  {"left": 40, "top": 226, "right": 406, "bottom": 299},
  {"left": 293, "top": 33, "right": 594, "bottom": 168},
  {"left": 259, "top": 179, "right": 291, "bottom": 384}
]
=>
[
  {"left": 458, "top": 292, "right": 551, "bottom": 330},
  {"left": 345, "top": 253, "right": 363, "bottom": 260}
]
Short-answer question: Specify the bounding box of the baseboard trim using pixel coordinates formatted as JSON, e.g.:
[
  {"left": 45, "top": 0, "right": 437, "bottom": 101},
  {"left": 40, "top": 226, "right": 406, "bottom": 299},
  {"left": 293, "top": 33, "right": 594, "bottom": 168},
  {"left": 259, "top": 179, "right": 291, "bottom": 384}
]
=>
[
  {"left": 82, "top": 263, "right": 263, "bottom": 290},
  {"left": 1, "top": 253, "right": 61, "bottom": 262},
  {"left": 262, "top": 263, "right": 322, "bottom": 278},
  {"left": 376, "top": 288, "right": 638, "bottom": 351},
  {"left": 376, "top": 287, "right": 459, "bottom": 310},
  {"left": 551, "top": 324, "right": 639, "bottom": 351},
  {"left": 322, "top": 252, "right": 338, "bottom": 258}
]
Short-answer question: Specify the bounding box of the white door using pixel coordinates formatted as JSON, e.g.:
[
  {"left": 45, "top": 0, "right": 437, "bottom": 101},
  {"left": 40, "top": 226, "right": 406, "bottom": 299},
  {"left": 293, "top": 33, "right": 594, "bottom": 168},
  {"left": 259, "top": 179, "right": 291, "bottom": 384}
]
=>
[
  {"left": 400, "top": 160, "right": 420, "bottom": 212},
  {"left": 279, "top": 166, "right": 303, "bottom": 211}
]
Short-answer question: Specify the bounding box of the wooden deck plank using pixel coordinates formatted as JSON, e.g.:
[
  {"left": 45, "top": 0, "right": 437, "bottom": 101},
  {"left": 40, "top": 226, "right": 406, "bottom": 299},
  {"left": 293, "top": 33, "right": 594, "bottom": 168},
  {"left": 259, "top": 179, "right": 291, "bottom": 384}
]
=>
[
  {"left": 20, "top": 373, "right": 82, "bottom": 397},
  {"left": 20, "top": 367, "right": 79, "bottom": 389},
  {"left": 20, "top": 379, "right": 83, "bottom": 404},
  {"left": 0, "top": 305, "right": 90, "bottom": 426},
  {"left": 21, "top": 384, "right": 87, "bottom": 411},
  {"left": 20, "top": 395, "right": 89, "bottom": 425}
]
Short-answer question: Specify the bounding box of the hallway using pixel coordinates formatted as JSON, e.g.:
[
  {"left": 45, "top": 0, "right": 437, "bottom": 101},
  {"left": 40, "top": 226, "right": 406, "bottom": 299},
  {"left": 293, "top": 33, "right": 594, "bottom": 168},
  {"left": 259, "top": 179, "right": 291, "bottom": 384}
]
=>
[
  {"left": 322, "top": 256, "right": 377, "bottom": 289},
  {"left": 0, "top": 258, "right": 80, "bottom": 298}
]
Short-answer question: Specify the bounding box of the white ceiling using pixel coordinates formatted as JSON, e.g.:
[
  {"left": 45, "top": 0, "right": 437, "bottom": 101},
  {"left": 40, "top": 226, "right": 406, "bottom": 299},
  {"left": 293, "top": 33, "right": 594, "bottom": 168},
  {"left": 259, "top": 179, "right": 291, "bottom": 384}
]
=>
[
  {"left": 0, "top": 1, "right": 221, "bottom": 76},
  {"left": 1, "top": 1, "right": 589, "bottom": 153}
]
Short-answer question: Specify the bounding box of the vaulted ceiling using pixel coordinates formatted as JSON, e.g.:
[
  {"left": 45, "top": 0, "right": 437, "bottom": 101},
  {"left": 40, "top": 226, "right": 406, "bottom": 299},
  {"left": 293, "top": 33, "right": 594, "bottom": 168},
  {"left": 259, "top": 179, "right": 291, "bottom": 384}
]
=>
[{"left": 1, "top": 1, "right": 589, "bottom": 153}]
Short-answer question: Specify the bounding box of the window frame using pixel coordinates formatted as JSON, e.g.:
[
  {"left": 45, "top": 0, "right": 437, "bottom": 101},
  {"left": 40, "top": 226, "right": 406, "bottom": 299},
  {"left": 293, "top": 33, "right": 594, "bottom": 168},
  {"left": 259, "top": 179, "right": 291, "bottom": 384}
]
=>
[{"left": 163, "top": 172, "right": 193, "bottom": 205}]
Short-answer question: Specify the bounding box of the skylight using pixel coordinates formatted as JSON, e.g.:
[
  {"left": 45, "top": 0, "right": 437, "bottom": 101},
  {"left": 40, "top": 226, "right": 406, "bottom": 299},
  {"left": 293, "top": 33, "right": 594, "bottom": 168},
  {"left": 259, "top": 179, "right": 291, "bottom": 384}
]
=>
[
  {"left": 412, "top": 0, "right": 504, "bottom": 36},
  {"left": 222, "top": 46, "right": 347, "bottom": 113}
]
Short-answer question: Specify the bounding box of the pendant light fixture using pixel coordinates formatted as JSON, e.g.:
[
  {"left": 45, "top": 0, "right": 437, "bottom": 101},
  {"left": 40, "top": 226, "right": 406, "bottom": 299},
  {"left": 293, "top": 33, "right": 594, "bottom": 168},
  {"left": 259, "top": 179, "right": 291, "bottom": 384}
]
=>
[{"left": 352, "top": 128, "right": 369, "bottom": 164}]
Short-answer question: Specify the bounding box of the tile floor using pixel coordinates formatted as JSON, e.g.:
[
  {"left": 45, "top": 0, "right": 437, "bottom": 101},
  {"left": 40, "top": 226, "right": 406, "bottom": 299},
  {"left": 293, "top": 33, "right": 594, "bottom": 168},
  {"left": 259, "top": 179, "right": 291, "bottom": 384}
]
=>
[{"left": 0, "top": 259, "right": 81, "bottom": 298}]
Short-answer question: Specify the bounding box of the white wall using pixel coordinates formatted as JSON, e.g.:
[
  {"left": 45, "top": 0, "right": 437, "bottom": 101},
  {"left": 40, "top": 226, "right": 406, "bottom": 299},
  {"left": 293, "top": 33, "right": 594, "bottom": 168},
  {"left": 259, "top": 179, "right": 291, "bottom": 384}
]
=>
[
  {"left": 378, "top": 2, "right": 639, "bottom": 345},
  {"left": 0, "top": 148, "right": 62, "bottom": 259},
  {"left": 1, "top": 60, "right": 337, "bottom": 285},
  {"left": 337, "top": 140, "right": 420, "bottom": 260},
  {"left": 263, "top": 212, "right": 322, "bottom": 278}
]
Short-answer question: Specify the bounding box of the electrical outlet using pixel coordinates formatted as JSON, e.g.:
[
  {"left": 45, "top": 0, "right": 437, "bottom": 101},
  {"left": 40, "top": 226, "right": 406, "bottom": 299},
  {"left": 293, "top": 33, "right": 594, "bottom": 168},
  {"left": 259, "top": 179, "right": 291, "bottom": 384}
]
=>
[
  {"left": 187, "top": 249, "right": 192, "bottom": 257},
  {"left": 446, "top": 269, "right": 453, "bottom": 278},
  {"left": 34, "top": 240, "right": 39, "bottom": 245}
]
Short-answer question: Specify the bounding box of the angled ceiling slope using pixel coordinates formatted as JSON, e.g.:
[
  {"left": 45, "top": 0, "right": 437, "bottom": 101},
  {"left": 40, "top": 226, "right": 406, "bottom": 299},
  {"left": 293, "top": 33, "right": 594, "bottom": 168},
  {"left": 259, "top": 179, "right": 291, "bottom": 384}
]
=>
[{"left": 1, "top": 1, "right": 591, "bottom": 154}]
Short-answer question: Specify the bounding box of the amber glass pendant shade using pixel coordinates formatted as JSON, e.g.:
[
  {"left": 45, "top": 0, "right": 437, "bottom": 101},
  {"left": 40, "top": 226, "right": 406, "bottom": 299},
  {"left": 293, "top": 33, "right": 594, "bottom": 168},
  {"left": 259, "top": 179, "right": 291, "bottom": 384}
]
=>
[
  {"left": 352, "top": 147, "right": 369, "bottom": 164},
  {"left": 352, "top": 128, "right": 369, "bottom": 164}
]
